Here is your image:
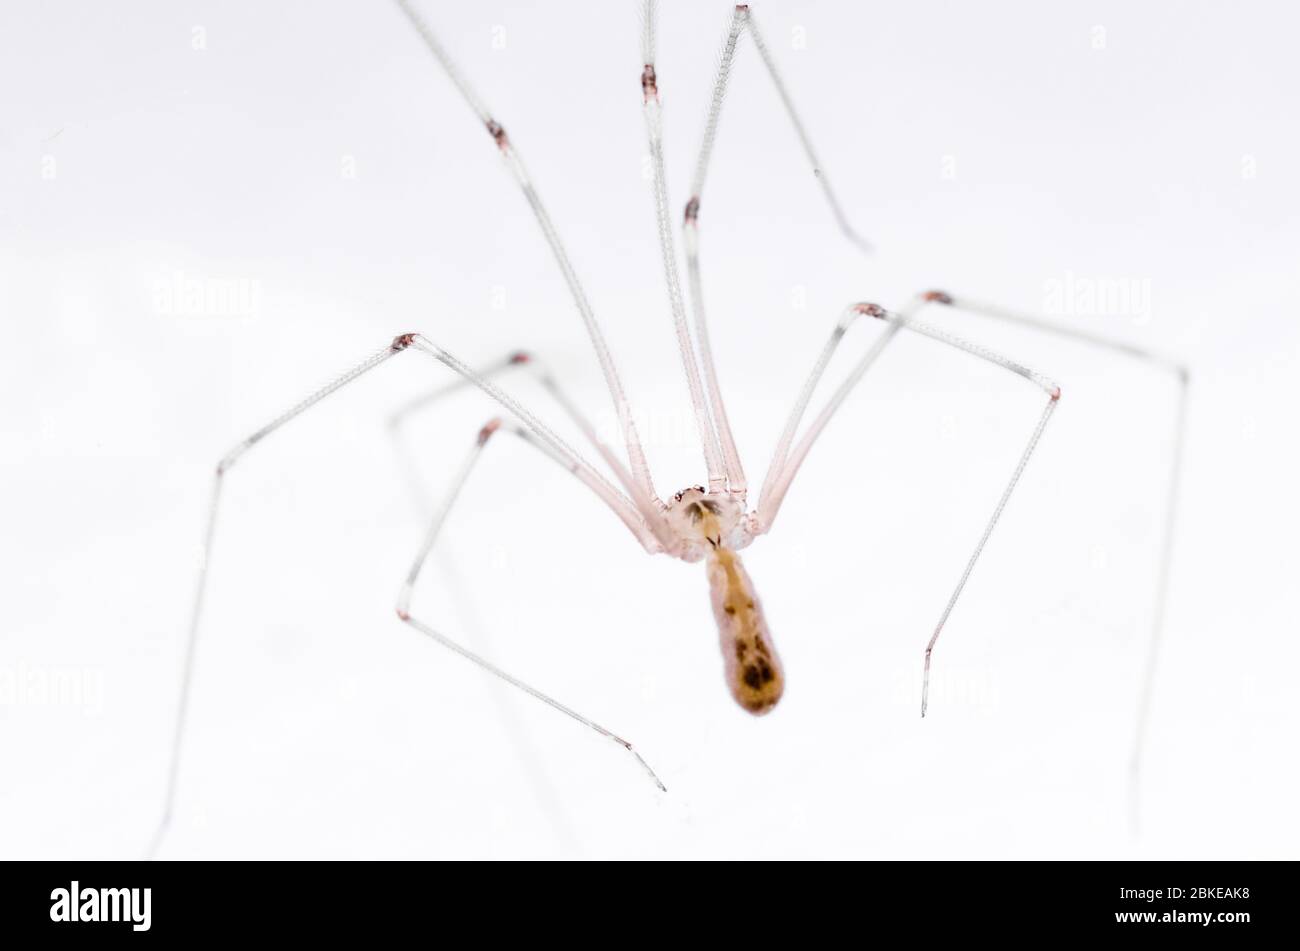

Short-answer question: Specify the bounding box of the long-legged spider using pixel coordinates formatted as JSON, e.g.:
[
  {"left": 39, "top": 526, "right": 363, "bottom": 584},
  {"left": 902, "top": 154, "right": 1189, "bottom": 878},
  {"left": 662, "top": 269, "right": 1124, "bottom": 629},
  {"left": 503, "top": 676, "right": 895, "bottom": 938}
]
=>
[{"left": 149, "top": 0, "right": 1188, "bottom": 854}]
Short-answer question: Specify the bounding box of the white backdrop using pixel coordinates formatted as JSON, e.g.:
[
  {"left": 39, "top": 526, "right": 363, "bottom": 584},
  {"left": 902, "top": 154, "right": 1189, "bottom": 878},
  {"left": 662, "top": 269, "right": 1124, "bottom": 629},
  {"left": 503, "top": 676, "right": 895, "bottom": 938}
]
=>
[{"left": 2, "top": 0, "right": 1297, "bottom": 859}]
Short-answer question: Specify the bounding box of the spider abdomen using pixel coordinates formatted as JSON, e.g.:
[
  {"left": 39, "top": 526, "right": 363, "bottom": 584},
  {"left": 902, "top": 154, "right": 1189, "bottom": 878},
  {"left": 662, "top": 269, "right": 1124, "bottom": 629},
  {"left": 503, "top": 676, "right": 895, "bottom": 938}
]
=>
[{"left": 707, "top": 547, "right": 784, "bottom": 715}]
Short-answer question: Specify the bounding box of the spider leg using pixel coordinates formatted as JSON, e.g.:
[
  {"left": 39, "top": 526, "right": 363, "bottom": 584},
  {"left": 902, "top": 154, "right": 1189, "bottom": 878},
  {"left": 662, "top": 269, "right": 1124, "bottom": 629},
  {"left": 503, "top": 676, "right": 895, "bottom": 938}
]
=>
[
  {"left": 641, "top": 2, "right": 729, "bottom": 490},
  {"left": 755, "top": 300, "right": 919, "bottom": 529},
  {"left": 388, "top": 351, "right": 640, "bottom": 513},
  {"left": 396, "top": 418, "right": 667, "bottom": 793},
  {"left": 687, "top": 5, "right": 871, "bottom": 254},
  {"left": 914, "top": 292, "right": 1189, "bottom": 826},
  {"left": 149, "top": 334, "right": 667, "bottom": 857},
  {"left": 752, "top": 299, "right": 1061, "bottom": 718},
  {"left": 675, "top": 4, "right": 875, "bottom": 500},
  {"left": 392, "top": 0, "right": 660, "bottom": 510}
]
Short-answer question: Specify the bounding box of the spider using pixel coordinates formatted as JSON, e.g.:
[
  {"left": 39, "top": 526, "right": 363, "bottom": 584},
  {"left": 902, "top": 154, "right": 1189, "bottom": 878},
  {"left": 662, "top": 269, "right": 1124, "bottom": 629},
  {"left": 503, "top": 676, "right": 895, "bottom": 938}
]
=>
[{"left": 148, "top": 0, "right": 1188, "bottom": 854}]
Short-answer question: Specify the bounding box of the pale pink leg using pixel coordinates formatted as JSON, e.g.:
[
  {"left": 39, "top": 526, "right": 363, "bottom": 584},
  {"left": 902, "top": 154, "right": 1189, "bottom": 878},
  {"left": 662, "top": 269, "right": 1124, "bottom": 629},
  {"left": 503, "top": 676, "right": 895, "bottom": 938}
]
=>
[
  {"left": 686, "top": 6, "right": 871, "bottom": 254},
  {"left": 752, "top": 299, "right": 1061, "bottom": 718},
  {"left": 395, "top": 419, "right": 666, "bottom": 793},
  {"left": 678, "top": 4, "right": 876, "bottom": 500},
  {"left": 149, "top": 334, "right": 667, "bottom": 857},
  {"left": 640, "top": 5, "right": 728, "bottom": 490},
  {"left": 388, "top": 351, "right": 640, "bottom": 510},
  {"left": 755, "top": 301, "right": 916, "bottom": 529},
  {"left": 917, "top": 291, "right": 1189, "bottom": 823},
  {"left": 393, "top": 0, "right": 661, "bottom": 509}
]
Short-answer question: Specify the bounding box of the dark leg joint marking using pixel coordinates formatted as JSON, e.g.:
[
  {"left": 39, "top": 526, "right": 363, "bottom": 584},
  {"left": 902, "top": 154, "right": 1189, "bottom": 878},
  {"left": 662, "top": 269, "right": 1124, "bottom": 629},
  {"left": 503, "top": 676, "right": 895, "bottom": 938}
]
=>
[
  {"left": 854, "top": 302, "right": 886, "bottom": 319},
  {"left": 485, "top": 119, "right": 509, "bottom": 151},
  {"left": 684, "top": 196, "right": 700, "bottom": 224},
  {"left": 641, "top": 64, "right": 658, "bottom": 101},
  {"left": 923, "top": 290, "right": 954, "bottom": 305},
  {"left": 477, "top": 418, "right": 503, "bottom": 445},
  {"left": 509, "top": 351, "right": 532, "bottom": 365},
  {"left": 391, "top": 332, "right": 418, "bottom": 351}
]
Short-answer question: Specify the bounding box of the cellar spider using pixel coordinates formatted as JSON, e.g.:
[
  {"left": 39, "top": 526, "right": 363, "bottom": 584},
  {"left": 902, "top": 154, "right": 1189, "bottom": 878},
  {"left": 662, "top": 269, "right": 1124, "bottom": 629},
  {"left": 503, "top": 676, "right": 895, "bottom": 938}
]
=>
[{"left": 148, "top": 0, "right": 1189, "bottom": 854}]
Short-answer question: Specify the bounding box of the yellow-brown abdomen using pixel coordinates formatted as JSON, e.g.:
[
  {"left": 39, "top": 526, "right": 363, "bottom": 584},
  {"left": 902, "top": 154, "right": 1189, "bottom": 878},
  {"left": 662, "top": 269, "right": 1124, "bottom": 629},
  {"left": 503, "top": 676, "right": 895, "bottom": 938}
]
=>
[{"left": 706, "top": 547, "right": 784, "bottom": 714}]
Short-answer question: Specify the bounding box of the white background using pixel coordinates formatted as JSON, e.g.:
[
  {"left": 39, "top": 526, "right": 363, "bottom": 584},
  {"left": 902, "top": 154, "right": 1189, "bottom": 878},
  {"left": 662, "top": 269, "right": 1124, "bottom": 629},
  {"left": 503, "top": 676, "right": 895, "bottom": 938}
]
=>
[{"left": 2, "top": 0, "right": 1297, "bottom": 859}]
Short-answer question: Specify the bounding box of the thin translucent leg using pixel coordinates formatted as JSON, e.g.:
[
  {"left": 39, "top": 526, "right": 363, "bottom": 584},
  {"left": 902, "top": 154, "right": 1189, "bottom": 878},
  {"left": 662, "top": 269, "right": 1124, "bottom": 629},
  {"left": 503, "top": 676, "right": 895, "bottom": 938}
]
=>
[
  {"left": 388, "top": 350, "right": 640, "bottom": 509},
  {"left": 865, "top": 307, "right": 1060, "bottom": 717},
  {"left": 755, "top": 301, "right": 917, "bottom": 529},
  {"left": 679, "top": 5, "right": 877, "bottom": 499},
  {"left": 407, "top": 338, "right": 674, "bottom": 553},
  {"left": 641, "top": 1, "right": 727, "bottom": 491},
  {"left": 679, "top": 5, "right": 752, "bottom": 497},
  {"left": 759, "top": 303, "right": 1059, "bottom": 532},
  {"left": 396, "top": 420, "right": 666, "bottom": 792},
  {"left": 392, "top": 0, "right": 659, "bottom": 509},
  {"left": 684, "top": 227, "right": 745, "bottom": 495},
  {"left": 927, "top": 292, "right": 1187, "bottom": 377},
  {"left": 919, "top": 291, "right": 1189, "bottom": 822},
  {"left": 148, "top": 342, "right": 400, "bottom": 859},
  {"left": 748, "top": 301, "right": 1060, "bottom": 715},
  {"left": 149, "top": 334, "right": 667, "bottom": 857},
  {"left": 687, "top": 6, "right": 871, "bottom": 254},
  {"left": 920, "top": 396, "right": 1058, "bottom": 717},
  {"left": 1129, "top": 380, "right": 1187, "bottom": 830}
]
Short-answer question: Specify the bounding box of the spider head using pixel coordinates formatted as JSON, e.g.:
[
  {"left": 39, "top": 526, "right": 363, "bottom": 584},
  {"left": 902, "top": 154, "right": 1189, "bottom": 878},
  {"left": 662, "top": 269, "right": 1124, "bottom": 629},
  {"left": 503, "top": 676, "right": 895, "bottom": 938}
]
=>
[{"left": 665, "top": 487, "right": 748, "bottom": 559}]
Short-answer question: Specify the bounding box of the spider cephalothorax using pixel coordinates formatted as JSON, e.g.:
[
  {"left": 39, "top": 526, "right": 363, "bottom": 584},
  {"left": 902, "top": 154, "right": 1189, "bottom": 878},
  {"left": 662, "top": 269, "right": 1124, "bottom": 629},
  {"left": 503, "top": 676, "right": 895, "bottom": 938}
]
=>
[{"left": 663, "top": 486, "right": 752, "bottom": 561}]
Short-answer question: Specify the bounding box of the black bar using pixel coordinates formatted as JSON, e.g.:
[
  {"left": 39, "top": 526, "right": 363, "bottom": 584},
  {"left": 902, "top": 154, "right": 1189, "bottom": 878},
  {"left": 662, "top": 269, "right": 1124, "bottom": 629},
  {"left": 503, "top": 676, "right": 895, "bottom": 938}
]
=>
[{"left": 2, "top": 861, "right": 1286, "bottom": 940}]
